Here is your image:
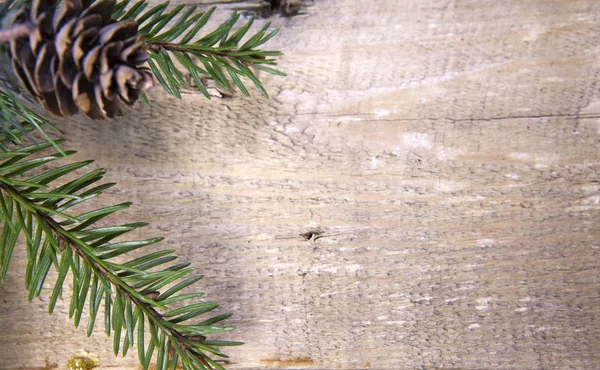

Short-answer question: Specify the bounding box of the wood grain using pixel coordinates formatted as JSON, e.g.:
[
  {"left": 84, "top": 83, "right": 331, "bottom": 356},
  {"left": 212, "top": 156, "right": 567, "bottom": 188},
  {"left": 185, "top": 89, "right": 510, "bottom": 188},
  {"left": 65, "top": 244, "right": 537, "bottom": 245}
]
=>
[{"left": 1, "top": 0, "right": 600, "bottom": 369}]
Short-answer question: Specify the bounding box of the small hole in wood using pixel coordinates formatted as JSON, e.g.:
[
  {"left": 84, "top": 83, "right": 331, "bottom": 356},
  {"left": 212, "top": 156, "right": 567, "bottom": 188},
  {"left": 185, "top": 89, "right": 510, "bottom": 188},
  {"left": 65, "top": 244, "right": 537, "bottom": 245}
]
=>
[
  {"left": 233, "top": 0, "right": 313, "bottom": 18},
  {"left": 301, "top": 228, "right": 324, "bottom": 241}
]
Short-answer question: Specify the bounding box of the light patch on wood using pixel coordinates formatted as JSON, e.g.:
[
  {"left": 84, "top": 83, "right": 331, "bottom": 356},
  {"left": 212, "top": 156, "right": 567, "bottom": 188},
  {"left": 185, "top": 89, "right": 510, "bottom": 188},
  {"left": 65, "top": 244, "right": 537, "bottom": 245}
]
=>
[{"left": 403, "top": 132, "right": 433, "bottom": 149}]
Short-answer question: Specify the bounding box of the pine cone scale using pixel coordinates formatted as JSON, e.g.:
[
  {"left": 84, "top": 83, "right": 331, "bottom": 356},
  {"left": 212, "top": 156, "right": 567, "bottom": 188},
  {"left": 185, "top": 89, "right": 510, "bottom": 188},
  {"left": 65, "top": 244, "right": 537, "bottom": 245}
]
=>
[
  {"left": 55, "top": 77, "right": 79, "bottom": 116},
  {"left": 72, "top": 28, "right": 98, "bottom": 69},
  {"left": 100, "top": 41, "right": 122, "bottom": 74},
  {"left": 12, "top": 60, "right": 36, "bottom": 98},
  {"left": 95, "top": 83, "right": 119, "bottom": 118},
  {"left": 116, "top": 66, "right": 139, "bottom": 104},
  {"left": 74, "top": 72, "right": 103, "bottom": 119},
  {"left": 8, "top": 0, "right": 154, "bottom": 120},
  {"left": 30, "top": 0, "right": 55, "bottom": 21},
  {"left": 33, "top": 43, "right": 54, "bottom": 92},
  {"left": 53, "top": 1, "right": 80, "bottom": 33},
  {"left": 83, "top": 0, "right": 115, "bottom": 25},
  {"left": 122, "top": 39, "right": 147, "bottom": 65},
  {"left": 54, "top": 19, "right": 75, "bottom": 60},
  {"left": 14, "top": 44, "right": 40, "bottom": 96},
  {"left": 99, "top": 21, "right": 138, "bottom": 45},
  {"left": 82, "top": 45, "right": 101, "bottom": 79},
  {"left": 59, "top": 55, "right": 77, "bottom": 88},
  {"left": 76, "top": 14, "right": 103, "bottom": 35},
  {"left": 99, "top": 69, "right": 114, "bottom": 98},
  {"left": 41, "top": 90, "right": 61, "bottom": 116}
]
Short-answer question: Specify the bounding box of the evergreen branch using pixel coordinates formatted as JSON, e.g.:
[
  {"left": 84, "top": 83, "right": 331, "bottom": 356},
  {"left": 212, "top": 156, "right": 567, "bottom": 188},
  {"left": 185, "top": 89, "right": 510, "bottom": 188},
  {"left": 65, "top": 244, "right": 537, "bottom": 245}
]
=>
[
  {"left": 0, "top": 127, "right": 241, "bottom": 369},
  {"left": 0, "top": 90, "right": 64, "bottom": 154},
  {"left": 115, "top": 1, "right": 285, "bottom": 99}
]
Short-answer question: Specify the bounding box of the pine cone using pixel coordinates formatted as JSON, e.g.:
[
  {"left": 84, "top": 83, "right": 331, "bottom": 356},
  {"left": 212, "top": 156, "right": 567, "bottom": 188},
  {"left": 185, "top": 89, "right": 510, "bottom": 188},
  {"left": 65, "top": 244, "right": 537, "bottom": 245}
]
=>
[{"left": 8, "top": 0, "right": 154, "bottom": 119}]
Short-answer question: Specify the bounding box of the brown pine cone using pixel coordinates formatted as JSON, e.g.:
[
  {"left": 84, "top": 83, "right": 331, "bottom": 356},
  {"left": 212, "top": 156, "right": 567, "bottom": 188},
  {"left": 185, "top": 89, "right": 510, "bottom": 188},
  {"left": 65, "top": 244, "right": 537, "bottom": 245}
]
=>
[{"left": 8, "top": 0, "right": 154, "bottom": 119}]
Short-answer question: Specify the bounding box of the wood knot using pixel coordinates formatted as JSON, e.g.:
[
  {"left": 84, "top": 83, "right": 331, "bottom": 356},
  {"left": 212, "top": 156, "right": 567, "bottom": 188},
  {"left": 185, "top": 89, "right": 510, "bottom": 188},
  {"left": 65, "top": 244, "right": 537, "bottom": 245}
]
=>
[
  {"left": 233, "top": 0, "right": 312, "bottom": 18},
  {"left": 277, "top": 0, "right": 305, "bottom": 16},
  {"left": 300, "top": 227, "right": 324, "bottom": 241}
]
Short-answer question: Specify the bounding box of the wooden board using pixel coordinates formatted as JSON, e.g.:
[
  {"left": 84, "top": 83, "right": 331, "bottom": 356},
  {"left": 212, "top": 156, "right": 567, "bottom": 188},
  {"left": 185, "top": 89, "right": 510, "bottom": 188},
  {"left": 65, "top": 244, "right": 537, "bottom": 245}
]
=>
[{"left": 1, "top": 0, "right": 600, "bottom": 368}]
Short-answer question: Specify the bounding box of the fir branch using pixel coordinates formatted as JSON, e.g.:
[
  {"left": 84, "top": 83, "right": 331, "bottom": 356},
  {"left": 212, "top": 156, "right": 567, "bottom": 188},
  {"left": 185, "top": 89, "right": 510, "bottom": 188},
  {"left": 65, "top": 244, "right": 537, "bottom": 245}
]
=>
[
  {"left": 0, "top": 127, "right": 241, "bottom": 369},
  {"left": 116, "top": 1, "right": 285, "bottom": 99},
  {"left": 0, "top": 90, "right": 64, "bottom": 153}
]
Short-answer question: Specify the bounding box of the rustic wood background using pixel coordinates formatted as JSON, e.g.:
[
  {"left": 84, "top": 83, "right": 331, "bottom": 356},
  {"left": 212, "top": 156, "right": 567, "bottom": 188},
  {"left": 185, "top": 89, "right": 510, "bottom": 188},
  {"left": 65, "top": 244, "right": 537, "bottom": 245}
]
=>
[{"left": 1, "top": 0, "right": 600, "bottom": 369}]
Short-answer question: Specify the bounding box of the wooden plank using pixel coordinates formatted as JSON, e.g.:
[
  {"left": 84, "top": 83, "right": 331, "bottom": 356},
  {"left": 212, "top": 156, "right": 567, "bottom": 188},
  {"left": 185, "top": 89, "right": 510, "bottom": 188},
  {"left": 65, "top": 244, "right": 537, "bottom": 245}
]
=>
[{"left": 1, "top": 0, "right": 599, "bottom": 368}]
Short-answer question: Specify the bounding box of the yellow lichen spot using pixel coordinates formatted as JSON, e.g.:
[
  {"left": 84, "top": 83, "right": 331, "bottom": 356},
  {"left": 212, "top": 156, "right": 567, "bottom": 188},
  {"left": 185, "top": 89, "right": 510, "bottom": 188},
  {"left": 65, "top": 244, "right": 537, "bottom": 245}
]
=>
[{"left": 66, "top": 350, "right": 99, "bottom": 370}]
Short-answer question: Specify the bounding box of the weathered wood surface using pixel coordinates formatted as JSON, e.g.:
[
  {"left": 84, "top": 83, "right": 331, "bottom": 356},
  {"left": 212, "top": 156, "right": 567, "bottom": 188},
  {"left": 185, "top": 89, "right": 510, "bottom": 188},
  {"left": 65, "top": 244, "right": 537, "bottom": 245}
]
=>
[{"left": 1, "top": 0, "right": 600, "bottom": 369}]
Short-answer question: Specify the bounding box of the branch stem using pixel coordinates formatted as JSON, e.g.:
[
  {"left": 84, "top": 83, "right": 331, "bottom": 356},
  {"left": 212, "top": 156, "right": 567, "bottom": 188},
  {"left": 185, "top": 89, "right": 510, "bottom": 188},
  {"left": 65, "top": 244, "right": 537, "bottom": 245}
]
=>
[
  {"left": 147, "top": 42, "right": 231, "bottom": 59},
  {"left": 0, "top": 23, "right": 33, "bottom": 43}
]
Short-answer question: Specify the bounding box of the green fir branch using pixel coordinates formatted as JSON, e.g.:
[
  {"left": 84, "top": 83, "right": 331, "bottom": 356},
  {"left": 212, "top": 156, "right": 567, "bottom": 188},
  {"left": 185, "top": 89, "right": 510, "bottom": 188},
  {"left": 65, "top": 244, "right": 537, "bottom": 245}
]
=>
[
  {"left": 0, "top": 90, "right": 63, "bottom": 152},
  {"left": 115, "top": 1, "right": 285, "bottom": 99},
  {"left": 0, "top": 125, "right": 242, "bottom": 370}
]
